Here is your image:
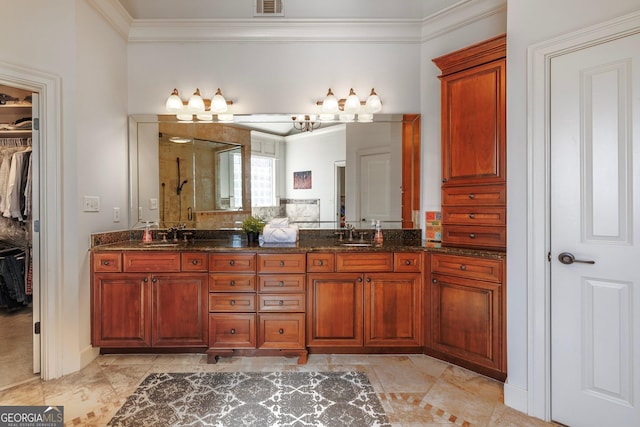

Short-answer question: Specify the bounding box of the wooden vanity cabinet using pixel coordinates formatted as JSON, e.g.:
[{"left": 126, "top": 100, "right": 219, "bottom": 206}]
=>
[
  {"left": 91, "top": 252, "right": 208, "bottom": 349},
  {"left": 434, "top": 34, "right": 507, "bottom": 250},
  {"left": 425, "top": 253, "right": 506, "bottom": 381},
  {"left": 307, "top": 251, "right": 422, "bottom": 350}
]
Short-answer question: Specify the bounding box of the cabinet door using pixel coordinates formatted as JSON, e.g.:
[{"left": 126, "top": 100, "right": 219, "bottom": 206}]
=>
[
  {"left": 364, "top": 273, "right": 422, "bottom": 347},
  {"left": 430, "top": 273, "right": 504, "bottom": 372},
  {"left": 307, "top": 273, "right": 363, "bottom": 347},
  {"left": 151, "top": 273, "right": 208, "bottom": 347},
  {"left": 441, "top": 59, "right": 506, "bottom": 185},
  {"left": 92, "top": 273, "right": 151, "bottom": 347}
]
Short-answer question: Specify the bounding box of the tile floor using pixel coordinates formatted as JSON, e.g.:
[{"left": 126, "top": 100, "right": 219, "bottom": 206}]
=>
[
  {"left": 0, "top": 307, "right": 36, "bottom": 389},
  {"left": 0, "top": 353, "right": 559, "bottom": 426}
]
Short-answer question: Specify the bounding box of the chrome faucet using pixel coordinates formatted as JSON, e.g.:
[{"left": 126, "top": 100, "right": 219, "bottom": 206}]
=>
[{"left": 344, "top": 223, "right": 356, "bottom": 241}]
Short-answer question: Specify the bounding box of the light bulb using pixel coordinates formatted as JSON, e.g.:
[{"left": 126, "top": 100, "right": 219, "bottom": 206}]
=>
[
  {"left": 321, "top": 88, "right": 339, "bottom": 113},
  {"left": 343, "top": 88, "right": 361, "bottom": 114}
]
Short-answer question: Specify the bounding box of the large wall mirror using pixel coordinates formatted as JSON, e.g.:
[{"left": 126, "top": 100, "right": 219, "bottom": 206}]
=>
[{"left": 129, "top": 114, "right": 420, "bottom": 230}]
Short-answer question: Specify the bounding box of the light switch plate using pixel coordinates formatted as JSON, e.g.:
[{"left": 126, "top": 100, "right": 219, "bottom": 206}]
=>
[
  {"left": 149, "top": 198, "right": 158, "bottom": 210},
  {"left": 83, "top": 196, "right": 100, "bottom": 212},
  {"left": 113, "top": 207, "right": 120, "bottom": 222}
]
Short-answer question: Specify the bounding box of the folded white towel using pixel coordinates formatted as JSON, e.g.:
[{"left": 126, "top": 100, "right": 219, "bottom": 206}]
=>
[
  {"left": 268, "top": 217, "right": 289, "bottom": 228},
  {"left": 262, "top": 224, "right": 299, "bottom": 243}
]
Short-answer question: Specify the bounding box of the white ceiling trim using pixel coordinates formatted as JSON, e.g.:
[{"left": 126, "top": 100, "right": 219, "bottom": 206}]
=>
[
  {"left": 127, "top": 19, "right": 422, "bottom": 43},
  {"left": 421, "top": 0, "right": 507, "bottom": 42},
  {"left": 87, "top": 0, "right": 133, "bottom": 40}
]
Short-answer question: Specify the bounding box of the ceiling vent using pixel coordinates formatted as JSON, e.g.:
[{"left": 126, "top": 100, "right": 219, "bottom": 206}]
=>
[{"left": 254, "top": 0, "right": 284, "bottom": 17}]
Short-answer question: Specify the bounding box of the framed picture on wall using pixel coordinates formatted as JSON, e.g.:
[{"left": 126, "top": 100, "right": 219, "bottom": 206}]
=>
[{"left": 293, "top": 170, "right": 312, "bottom": 189}]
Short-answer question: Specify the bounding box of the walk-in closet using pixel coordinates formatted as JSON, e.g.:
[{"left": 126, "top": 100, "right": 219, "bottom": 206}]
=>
[{"left": 0, "top": 83, "right": 37, "bottom": 389}]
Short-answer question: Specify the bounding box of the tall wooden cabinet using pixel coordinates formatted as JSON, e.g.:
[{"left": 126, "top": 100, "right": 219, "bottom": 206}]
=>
[{"left": 433, "top": 34, "right": 507, "bottom": 250}]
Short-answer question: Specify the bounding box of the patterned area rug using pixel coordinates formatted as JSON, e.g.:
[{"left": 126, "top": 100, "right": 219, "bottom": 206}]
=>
[{"left": 108, "top": 371, "right": 390, "bottom": 426}]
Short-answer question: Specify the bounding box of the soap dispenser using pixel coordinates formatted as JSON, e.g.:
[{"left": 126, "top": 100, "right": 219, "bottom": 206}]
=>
[
  {"left": 142, "top": 221, "right": 153, "bottom": 244},
  {"left": 374, "top": 220, "right": 383, "bottom": 245}
]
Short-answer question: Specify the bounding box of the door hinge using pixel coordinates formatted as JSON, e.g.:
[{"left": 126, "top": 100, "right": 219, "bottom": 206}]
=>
[
  {"left": 33, "top": 117, "right": 39, "bottom": 131},
  {"left": 34, "top": 219, "right": 40, "bottom": 232},
  {"left": 34, "top": 321, "right": 41, "bottom": 334},
  {"left": 547, "top": 251, "right": 551, "bottom": 262}
]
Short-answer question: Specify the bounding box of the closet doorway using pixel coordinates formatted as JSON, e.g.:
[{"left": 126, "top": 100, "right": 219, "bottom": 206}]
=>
[{"left": 0, "top": 83, "right": 39, "bottom": 389}]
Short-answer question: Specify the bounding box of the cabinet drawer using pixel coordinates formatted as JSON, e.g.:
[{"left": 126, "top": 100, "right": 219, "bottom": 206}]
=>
[
  {"left": 209, "top": 274, "right": 256, "bottom": 292},
  {"left": 258, "top": 294, "right": 305, "bottom": 312},
  {"left": 336, "top": 252, "right": 393, "bottom": 272},
  {"left": 208, "top": 293, "right": 256, "bottom": 312},
  {"left": 209, "top": 253, "right": 256, "bottom": 273},
  {"left": 442, "top": 207, "right": 506, "bottom": 226},
  {"left": 93, "top": 252, "right": 122, "bottom": 272},
  {"left": 123, "top": 252, "right": 181, "bottom": 272},
  {"left": 394, "top": 252, "right": 422, "bottom": 272},
  {"left": 307, "top": 253, "right": 335, "bottom": 272},
  {"left": 181, "top": 252, "right": 208, "bottom": 272},
  {"left": 257, "top": 253, "right": 306, "bottom": 273},
  {"left": 442, "top": 184, "right": 506, "bottom": 206},
  {"left": 442, "top": 225, "right": 506, "bottom": 249},
  {"left": 431, "top": 254, "right": 503, "bottom": 283},
  {"left": 258, "top": 274, "right": 305, "bottom": 293},
  {"left": 209, "top": 314, "right": 256, "bottom": 348},
  {"left": 258, "top": 313, "right": 305, "bottom": 349}
]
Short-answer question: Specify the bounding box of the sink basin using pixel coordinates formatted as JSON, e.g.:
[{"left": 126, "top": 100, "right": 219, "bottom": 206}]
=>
[
  {"left": 340, "top": 242, "right": 373, "bottom": 247},
  {"left": 143, "top": 242, "right": 184, "bottom": 247}
]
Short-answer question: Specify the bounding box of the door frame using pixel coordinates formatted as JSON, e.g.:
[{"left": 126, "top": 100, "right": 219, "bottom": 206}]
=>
[
  {"left": 526, "top": 10, "right": 640, "bottom": 421},
  {"left": 0, "top": 60, "right": 64, "bottom": 381}
]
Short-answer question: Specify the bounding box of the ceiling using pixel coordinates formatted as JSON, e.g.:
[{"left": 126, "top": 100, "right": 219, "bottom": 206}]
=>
[{"left": 116, "top": 0, "right": 461, "bottom": 20}]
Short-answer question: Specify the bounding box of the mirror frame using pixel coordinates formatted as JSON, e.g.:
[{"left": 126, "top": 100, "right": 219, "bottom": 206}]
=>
[{"left": 129, "top": 114, "right": 421, "bottom": 229}]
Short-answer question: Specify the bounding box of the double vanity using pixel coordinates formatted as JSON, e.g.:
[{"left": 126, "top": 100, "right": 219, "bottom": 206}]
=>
[{"left": 90, "top": 228, "right": 506, "bottom": 381}]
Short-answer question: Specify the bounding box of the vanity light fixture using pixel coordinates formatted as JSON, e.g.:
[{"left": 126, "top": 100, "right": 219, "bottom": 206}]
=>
[
  {"left": 165, "top": 87, "right": 234, "bottom": 121},
  {"left": 316, "top": 87, "right": 382, "bottom": 116},
  {"left": 291, "top": 114, "right": 321, "bottom": 132}
]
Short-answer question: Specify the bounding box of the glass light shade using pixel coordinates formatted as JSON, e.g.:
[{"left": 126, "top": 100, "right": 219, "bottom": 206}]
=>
[
  {"left": 357, "top": 113, "right": 374, "bottom": 122},
  {"left": 165, "top": 89, "right": 183, "bottom": 114},
  {"left": 187, "top": 88, "right": 205, "bottom": 113},
  {"left": 343, "top": 88, "right": 361, "bottom": 113},
  {"left": 196, "top": 113, "right": 213, "bottom": 121},
  {"left": 365, "top": 88, "right": 382, "bottom": 113},
  {"left": 339, "top": 113, "right": 355, "bottom": 122},
  {"left": 217, "top": 113, "right": 234, "bottom": 122},
  {"left": 176, "top": 113, "right": 193, "bottom": 121},
  {"left": 321, "top": 88, "right": 339, "bottom": 113},
  {"left": 211, "top": 88, "right": 228, "bottom": 113}
]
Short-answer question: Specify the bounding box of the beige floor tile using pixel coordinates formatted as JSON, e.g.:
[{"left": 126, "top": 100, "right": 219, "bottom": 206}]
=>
[{"left": 372, "top": 357, "right": 438, "bottom": 393}]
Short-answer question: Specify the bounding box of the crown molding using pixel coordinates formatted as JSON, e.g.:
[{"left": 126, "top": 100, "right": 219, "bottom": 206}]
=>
[
  {"left": 128, "top": 18, "right": 422, "bottom": 43},
  {"left": 86, "top": 0, "right": 133, "bottom": 40},
  {"left": 421, "top": 0, "right": 507, "bottom": 42}
]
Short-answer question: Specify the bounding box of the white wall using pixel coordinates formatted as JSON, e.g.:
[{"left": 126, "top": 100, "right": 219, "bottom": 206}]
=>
[{"left": 505, "top": 0, "right": 640, "bottom": 416}]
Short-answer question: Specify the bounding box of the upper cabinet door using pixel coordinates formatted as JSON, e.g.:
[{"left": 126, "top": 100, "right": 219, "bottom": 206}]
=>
[{"left": 440, "top": 58, "right": 506, "bottom": 185}]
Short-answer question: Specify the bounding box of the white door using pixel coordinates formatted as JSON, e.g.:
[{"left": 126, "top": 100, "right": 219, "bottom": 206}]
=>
[
  {"left": 31, "top": 93, "right": 40, "bottom": 374},
  {"left": 359, "top": 151, "right": 391, "bottom": 223},
  {"left": 550, "top": 33, "right": 640, "bottom": 426}
]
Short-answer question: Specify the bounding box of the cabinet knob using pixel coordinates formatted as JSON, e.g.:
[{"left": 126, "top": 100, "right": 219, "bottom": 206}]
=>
[
  {"left": 469, "top": 233, "right": 476, "bottom": 239},
  {"left": 102, "top": 260, "right": 110, "bottom": 266},
  {"left": 279, "top": 281, "right": 284, "bottom": 287},
  {"left": 318, "top": 260, "right": 323, "bottom": 266},
  {"left": 405, "top": 260, "right": 411, "bottom": 265},
  {"left": 229, "top": 260, "right": 235, "bottom": 266},
  {"left": 460, "top": 264, "right": 467, "bottom": 271},
  {"left": 358, "top": 277, "right": 363, "bottom": 282},
  {"left": 143, "top": 277, "right": 149, "bottom": 282},
  {"left": 279, "top": 300, "right": 284, "bottom": 306},
  {"left": 151, "top": 277, "right": 158, "bottom": 283},
  {"left": 469, "top": 213, "right": 476, "bottom": 219},
  {"left": 230, "top": 328, "right": 236, "bottom": 334},
  {"left": 279, "top": 261, "right": 285, "bottom": 267},
  {"left": 469, "top": 193, "right": 476, "bottom": 199},
  {"left": 192, "top": 259, "right": 199, "bottom": 265},
  {"left": 230, "top": 280, "right": 235, "bottom": 286},
  {"left": 432, "top": 278, "right": 437, "bottom": 283},
  {"left": 366, "top": 277, "right": 371, "bottom": 282},
  {"left": 278, "top": 328, "right": 284, "bottom": 334},
  {"left": 230, "top": 300, "right": 235, "bottom": 306}
]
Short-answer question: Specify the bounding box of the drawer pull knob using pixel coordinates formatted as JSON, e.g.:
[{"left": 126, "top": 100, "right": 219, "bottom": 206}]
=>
[
  {"left": 460, "top": 264, "right": 467, "bottom": 271},
  {"left": 405, "top": 260, "right": 411, "bottom": 265},
  {"left": 366, "top": 277, "right": 371, "bottom": 282},
  {"left": 318, "top": 260, "right": 323, "bottom": 266},
  {"left": 469, "top": 233, "right": 476, "bottom": 239},
  {"left": 192, "top": 259, "right": 198, "bottom": 265},
  {"left": 229, "top": 260, "right": 235, "bottom": 266},
  {"left": 230, "top": 328, "right": 236, "bottom": 334},
  {"left": 152, "top": 277, "right": 157, "bottom": 283},
  {"left": 278, "top": 328, "right": 284, "bottom": 334},
  {"left": 469, "top": 213, "right": 476, "bottom": 219},
  {"left": 279, "top": 261, "right": 285, "bottom": 267},
  {"left": 469, "top": 193, "right": 476, "bottom": 199},
  {"left": 143, "top": 277, "right": 149, "bottom": 282},
  {"left": 102, "top": 260, "right": 110, "bottom": 266},
  {"left": 230, "top": 300, "right": 235, "bottom": 306},
  {"left": 230, "top": 280, "right": 235, "bottom": 286},
  {"left": 279, "top": 281, "right": 284, "bottom": 287},
  {"left": 432, "top": 278, "right": 437, "bottom": 283},
  {"left": 358, "top": 277, "right": 363, "bottom": 282},
  {"left": 279, "top": 300, "right": 284, "bottom": 306}
]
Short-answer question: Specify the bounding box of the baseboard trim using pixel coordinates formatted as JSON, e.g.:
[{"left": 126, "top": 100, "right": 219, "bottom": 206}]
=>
[
  {"left": 504, "top": 381, "right": 528, "bottom": 413},
  {"left": 80, "top": 345, "right": 100, "bottom": 369}
]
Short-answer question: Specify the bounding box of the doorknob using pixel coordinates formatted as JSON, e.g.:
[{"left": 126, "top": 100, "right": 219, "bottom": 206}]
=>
[{"left": 558, "top": 252, "right": 595, "bottom": 265}]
